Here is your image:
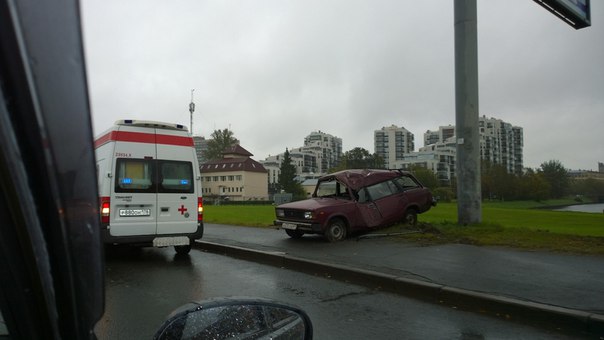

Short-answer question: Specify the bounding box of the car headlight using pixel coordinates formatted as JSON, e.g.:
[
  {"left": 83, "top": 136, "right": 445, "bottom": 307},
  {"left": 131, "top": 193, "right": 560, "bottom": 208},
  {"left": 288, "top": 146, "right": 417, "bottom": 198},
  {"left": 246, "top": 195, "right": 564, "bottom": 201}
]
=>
[
  {"left": 276, "top": 209, "right": 285, "bottom": 217},
  {"left": 304, "top": 211, "right": 314, "bottom": 219}
]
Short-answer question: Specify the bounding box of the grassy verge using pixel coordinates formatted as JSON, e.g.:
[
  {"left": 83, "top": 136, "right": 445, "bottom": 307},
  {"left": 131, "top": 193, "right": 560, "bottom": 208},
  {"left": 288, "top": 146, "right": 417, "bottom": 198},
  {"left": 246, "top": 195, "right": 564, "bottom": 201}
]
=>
[
  {"left": 203, "top": 204, "right": 274, "bottom": 228},
  {"left": 378, "top": 222, "right": 604, "bottom": 255},
  {"left": 420, "top": 202, "right": 604, "bottom": 237},
  {"left": 203, "top": 201, "right": 604, "bottom": 255}
]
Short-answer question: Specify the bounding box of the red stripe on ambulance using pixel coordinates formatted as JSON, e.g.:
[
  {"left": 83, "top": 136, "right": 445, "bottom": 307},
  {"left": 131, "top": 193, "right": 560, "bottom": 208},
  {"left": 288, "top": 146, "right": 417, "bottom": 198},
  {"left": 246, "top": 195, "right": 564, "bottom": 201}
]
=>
[{"left": 94, "top": 131, "right": 193, "bottom": 149}]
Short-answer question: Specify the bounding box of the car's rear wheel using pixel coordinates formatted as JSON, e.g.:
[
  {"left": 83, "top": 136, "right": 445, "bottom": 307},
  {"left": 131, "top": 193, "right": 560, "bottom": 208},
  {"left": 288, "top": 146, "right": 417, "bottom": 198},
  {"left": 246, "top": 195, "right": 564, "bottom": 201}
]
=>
[
  {"left": 325, "top": 219, "right": 347, "bottom": 242},
  {"left": 174, "top": 244, "right": 192, "bottom": 255},
  {"left": 403, "top": 208, "right": 418, "bottom": 226},
  {"left": 285, "top": 229, "right": 305, "bottom": 239}
]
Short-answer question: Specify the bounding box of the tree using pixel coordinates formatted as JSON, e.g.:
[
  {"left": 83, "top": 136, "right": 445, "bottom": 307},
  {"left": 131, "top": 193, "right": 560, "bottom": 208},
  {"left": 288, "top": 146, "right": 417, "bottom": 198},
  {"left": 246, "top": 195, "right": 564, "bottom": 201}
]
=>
[
  {"left": 539, "top": 160, "right": 570, "bottom": 199},
  {"left": 481, "top": 161, "right": 515, "bottom": 200},
  {"left": 278, "top": 149, "right": 306, "bottom": 199},
  {"left": 205, "top": 128, "right": 239, "bottom": 161},
  {"left": 516, "top": 170, "right": 550, "bottom": 202},
  {"left": 571, "top": 178, "right": 604, "bottom": 202},
  {"left": 408, "top": 165, "right": 439, "bottom": 190},
  {"left": 331, "top": 147, "right": 384, "bottom": 171}
]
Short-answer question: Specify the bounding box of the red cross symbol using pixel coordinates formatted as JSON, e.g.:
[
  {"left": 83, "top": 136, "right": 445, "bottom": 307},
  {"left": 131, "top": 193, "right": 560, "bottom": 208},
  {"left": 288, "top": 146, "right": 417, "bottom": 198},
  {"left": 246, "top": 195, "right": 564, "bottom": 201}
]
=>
[{"left": 178, "top": 205, "right": 188, "bottom": 215}]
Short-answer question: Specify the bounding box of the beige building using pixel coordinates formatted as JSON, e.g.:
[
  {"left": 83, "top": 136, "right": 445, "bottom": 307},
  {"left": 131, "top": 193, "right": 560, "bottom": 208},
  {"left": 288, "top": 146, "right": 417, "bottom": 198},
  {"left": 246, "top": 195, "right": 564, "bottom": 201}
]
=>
[{"left": 200, "top": 145, "right": 268, "bottom": 201}]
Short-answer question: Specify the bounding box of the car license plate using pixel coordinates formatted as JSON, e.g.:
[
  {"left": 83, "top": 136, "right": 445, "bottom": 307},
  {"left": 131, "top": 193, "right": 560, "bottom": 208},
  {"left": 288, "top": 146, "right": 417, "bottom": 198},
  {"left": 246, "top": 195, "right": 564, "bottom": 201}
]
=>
[
  {"left": 119, "top": 208, "right": 151, "bottom": 217},
  {"left": 153, "top": 236, "right": 189, "bottom": 247},
  {"left": 282, "top": 223, "right": 297, "bottom": 230}
]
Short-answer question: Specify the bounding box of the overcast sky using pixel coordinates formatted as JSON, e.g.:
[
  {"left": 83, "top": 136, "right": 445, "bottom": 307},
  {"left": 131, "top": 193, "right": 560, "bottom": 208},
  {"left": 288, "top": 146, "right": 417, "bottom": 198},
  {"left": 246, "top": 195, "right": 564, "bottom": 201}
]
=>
[{"left": 82, "top": 0, "right": 603, "bottom": 171}]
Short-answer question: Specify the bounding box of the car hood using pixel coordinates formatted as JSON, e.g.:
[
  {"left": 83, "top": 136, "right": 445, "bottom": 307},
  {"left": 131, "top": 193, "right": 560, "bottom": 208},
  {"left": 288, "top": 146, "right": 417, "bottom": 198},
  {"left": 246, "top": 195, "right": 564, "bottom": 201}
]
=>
[{"left": 277, "top": 197, "right": 353, "bottom": 210}]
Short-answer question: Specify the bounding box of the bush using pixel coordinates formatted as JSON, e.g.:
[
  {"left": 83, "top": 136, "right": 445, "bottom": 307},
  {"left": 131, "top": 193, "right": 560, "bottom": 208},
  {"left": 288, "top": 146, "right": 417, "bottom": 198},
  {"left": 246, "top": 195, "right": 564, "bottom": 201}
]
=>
[{"left": 432, "top": 187, "right": 454, "bottom": 203}]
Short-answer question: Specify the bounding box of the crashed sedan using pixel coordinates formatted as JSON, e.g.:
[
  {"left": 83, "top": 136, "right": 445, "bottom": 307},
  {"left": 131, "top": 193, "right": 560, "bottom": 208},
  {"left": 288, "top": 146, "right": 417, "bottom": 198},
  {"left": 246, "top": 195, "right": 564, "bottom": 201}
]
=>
[{"left": 275, "top": 169, "right": 436, "bottom": 242}]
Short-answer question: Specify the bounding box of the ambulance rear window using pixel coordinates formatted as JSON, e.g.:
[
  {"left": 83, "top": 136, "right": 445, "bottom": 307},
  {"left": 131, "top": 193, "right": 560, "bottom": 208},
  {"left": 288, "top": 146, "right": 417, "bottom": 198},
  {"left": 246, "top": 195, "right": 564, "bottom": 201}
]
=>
[
  {"left": 115, "top": 159, "right": 154, "bottom": 193},
  {"left": 158, "top": 161, "right": 194, "bottom": 194}
]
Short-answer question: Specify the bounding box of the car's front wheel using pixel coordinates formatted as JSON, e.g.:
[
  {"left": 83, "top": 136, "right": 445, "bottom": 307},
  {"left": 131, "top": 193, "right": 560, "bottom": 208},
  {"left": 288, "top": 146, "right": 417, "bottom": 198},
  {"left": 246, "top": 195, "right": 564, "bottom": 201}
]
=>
[
  {"left": 285, "top": 229, "right": 305, "bottom": 239},
  {"left": 325, "top": 219, "right": 347, "bottom": 242},
  {"left": 403, "top": 208, "right": 418, "bottom": 226}
]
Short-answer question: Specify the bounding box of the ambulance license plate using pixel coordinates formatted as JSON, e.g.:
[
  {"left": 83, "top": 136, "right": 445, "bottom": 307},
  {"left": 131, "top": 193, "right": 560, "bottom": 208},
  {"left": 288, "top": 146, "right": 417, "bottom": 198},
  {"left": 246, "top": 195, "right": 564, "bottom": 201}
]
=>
[
  {"left": 119, "top": 208, "right": 151, "bottom": 217},
  {"left": 281, "top": 223, "right": 297, "bottom": 230}
]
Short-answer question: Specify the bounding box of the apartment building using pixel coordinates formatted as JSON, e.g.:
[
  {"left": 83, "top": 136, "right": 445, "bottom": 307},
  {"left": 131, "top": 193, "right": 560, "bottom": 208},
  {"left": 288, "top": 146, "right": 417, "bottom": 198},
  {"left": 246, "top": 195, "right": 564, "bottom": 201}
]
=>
[
  {"left": 304, "top": 130, "right": 342, "bottom": 173},
  {"left": 423, "top": 125, "right": 455, "bottom": 146},
  {"left": 391, "top": 116, "right": 523, "bottom": 184},
  {"left": 393, "top": 139, "right": 457, "bottom": 184},
  {"left": 478, "top": 117, "right": 524, "bottom": 175},
  {"left": 374, "top": 125, "right": 415, "bottom": 169},
  {"left": 261, "top": 131, "right": 343, "bottom": 186},
  {"left": 192, "top": 136, "right": 208, "bottom": 165}
]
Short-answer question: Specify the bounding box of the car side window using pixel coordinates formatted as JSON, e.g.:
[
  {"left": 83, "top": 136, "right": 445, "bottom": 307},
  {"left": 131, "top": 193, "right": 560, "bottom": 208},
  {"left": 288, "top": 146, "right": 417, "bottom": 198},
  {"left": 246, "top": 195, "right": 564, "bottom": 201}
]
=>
[
  {"left": 357, "top": 188, "right": 368, "bottom": 202},
  {"left": 386, "top": 180, "right": 401, "bottom": 193},
  {"left": 394, "top": 176, "right": 420, "bottom": 190},
  {"left": 337, "top": 182, "right": 351, "bottom": 199},
  {"left": 366, "top": 181, "right": 394, "bottom": 201},
  {"left": 316, "top": 180, "right": 337, "bottom": 197}
]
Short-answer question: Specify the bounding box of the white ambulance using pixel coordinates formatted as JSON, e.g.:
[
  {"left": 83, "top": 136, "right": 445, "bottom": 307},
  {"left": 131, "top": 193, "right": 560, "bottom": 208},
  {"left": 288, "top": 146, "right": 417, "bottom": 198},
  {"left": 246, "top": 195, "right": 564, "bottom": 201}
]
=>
[{"left": 95, "top": 120, "right": 203, "bottom": 254}]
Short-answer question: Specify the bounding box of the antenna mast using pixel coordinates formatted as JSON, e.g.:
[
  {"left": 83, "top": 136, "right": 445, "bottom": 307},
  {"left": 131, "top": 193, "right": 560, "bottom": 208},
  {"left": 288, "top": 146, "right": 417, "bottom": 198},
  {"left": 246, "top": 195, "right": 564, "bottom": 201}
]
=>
[{"left": 189, "top": 89, "right": 195, "bottom": 135}]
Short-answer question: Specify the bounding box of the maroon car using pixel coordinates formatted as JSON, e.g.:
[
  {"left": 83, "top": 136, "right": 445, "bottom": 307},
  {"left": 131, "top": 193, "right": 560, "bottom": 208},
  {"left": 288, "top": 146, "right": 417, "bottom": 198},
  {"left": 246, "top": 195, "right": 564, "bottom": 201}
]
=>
[{"left": 275, "top": 169, "right": 436, "bottom": 242}]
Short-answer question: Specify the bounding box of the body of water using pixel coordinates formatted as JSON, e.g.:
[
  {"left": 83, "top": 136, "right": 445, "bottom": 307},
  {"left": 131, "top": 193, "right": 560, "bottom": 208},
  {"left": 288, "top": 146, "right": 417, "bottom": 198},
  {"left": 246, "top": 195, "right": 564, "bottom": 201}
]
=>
[{"left": 553, "top": 203, "right": 604, "bottom": 213}]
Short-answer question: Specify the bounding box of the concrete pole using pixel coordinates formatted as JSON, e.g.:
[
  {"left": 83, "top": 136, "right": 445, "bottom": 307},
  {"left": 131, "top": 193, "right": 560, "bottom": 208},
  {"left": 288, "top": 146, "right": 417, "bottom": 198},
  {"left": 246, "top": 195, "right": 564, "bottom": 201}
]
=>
[{"left": 454, "top": 0, "right": 481, "bottom": 224}]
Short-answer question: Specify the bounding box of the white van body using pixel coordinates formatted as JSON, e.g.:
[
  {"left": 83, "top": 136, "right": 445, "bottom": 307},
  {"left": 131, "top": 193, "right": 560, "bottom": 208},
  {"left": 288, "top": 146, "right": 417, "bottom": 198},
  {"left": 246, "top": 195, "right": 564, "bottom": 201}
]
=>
[{"left": 95, "top": 120, "right": 203, "bottom": 253}]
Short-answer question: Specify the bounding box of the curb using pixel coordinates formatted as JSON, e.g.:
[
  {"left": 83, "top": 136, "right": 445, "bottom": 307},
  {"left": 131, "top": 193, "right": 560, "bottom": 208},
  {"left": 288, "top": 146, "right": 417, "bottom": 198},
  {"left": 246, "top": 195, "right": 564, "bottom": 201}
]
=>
[{"left": 194, "top": 240, "right": 604, "bottom": 337}]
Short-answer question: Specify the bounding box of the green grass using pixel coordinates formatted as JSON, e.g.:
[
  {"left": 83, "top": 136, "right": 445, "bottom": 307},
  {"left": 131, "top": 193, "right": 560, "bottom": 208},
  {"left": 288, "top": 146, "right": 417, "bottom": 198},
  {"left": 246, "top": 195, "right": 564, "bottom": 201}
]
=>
[
  {"left": 203, "top": 201, "right": 604, "bottom": 255},
  {"left": 421, "top": 202, "right": 604, "bottom": 237},
  {"left": 381, "top": 222, "right": 604, "bottom": 255},
  {"left": 203, "top": 204, "right": 275, "bottom": 227}
]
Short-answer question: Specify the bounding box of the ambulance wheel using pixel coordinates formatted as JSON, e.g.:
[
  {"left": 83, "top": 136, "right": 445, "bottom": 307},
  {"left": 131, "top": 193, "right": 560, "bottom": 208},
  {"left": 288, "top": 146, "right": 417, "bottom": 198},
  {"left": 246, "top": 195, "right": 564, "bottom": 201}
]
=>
[{"left": 174, "top": 244, "right": 192, "bottom": 255}]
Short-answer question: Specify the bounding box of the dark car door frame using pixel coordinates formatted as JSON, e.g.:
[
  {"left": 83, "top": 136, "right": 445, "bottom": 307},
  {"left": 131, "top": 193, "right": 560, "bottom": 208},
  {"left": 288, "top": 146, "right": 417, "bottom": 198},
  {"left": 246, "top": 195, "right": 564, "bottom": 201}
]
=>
[{"left": 0, "top": 0, "right": 104, "bottom": 339}]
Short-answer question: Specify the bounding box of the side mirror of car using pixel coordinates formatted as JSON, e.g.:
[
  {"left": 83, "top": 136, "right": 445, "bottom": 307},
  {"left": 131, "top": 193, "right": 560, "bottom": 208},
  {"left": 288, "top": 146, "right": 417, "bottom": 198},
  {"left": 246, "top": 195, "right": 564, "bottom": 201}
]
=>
[{"left": 154, "top": 297, "right": 313, "bottom": 340}]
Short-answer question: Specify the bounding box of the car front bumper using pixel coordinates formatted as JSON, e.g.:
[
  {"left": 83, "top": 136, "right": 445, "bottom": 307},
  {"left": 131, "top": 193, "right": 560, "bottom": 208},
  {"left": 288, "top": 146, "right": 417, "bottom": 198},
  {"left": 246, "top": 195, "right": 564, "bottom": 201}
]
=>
[{"left": 274, "top": 220, "right": 323, "bottom": 233}]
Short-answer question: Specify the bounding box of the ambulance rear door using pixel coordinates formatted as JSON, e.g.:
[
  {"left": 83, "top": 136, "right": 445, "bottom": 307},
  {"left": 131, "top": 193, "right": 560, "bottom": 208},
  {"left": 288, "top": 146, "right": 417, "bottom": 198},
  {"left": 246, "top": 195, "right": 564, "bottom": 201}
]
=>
[
  {"left": 109, "top": 125, "right": 158, "bottom": 237},
  {"left": 155, "top": 129, "right": 198, "bottom": 235}
]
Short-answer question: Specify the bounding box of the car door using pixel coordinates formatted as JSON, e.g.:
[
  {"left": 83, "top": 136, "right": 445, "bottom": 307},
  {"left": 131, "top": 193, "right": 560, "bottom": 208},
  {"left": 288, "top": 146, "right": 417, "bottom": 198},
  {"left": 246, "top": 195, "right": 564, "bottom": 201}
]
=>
[
  {"left": 358, "top": 179, "right": 412, "bottom": 227},
  {"left": 356, "top": 184, "right": 391, "bottom": 228}
]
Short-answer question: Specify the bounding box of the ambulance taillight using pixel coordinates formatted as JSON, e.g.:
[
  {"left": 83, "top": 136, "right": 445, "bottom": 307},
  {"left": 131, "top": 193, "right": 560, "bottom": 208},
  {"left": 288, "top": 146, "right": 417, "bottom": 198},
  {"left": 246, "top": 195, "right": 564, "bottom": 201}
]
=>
[
  {"left": 197, "top": 197, "right": 203, "bottom": 222},
  {"left": 100, "top": 198, "right": 110, "bottom": 224}
]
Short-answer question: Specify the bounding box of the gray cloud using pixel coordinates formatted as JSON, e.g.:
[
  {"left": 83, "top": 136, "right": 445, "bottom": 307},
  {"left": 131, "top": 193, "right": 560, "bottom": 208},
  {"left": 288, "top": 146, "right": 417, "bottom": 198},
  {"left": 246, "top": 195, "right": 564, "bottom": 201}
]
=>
[{"left": 83, "top": 0, "right": 603, "bottom": 170}]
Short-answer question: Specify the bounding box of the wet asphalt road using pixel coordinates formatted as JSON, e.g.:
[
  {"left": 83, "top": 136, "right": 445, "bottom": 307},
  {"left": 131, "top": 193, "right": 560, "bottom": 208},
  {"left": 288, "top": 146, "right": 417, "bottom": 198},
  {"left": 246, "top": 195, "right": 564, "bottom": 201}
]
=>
[
  {"left": 96, "top": 246, "right": 581, "bottom": 339},
  {"left": 202, "top": 224, "right": 604, "bottom": 313}
]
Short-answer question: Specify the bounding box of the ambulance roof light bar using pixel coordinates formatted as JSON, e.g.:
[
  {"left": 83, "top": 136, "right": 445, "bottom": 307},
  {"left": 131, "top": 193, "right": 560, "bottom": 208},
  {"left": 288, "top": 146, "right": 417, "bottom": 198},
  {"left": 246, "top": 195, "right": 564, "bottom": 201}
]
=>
[{"left": 115, "top": 119, "right": 188, "bottom": 132}]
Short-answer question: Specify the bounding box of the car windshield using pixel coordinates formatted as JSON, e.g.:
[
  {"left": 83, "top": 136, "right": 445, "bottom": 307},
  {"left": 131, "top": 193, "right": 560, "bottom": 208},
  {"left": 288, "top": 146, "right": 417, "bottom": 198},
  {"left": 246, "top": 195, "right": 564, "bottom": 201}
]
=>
[
  {"left": 78, "top": 1, "right": 604, "bottom": 339},
  {"left": 315, "top": 179, "right": 349, "bottom": 199}
]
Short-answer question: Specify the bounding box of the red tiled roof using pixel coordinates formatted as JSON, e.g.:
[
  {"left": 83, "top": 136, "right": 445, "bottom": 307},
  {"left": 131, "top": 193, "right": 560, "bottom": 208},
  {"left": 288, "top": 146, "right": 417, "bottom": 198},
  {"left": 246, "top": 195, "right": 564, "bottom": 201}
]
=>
[
  {"left": 200, "top": 157, "right": 267, "bottom": 173},
  {"left": 223, "top": 144, "right": 253, "bottom": 157}
]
